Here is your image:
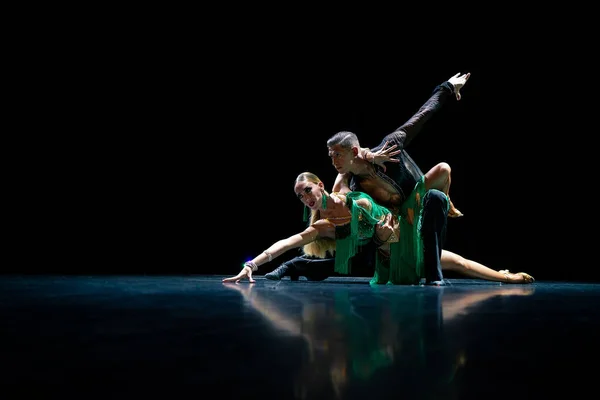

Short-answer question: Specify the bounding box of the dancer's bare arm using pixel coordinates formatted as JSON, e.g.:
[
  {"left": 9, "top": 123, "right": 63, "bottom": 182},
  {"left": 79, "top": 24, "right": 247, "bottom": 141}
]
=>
[
  {"left": 332, "top": 173, "right": 351, "bottom": 194},
  {"left": 223, "top": 225, "right": 325, "bottom": 283}
]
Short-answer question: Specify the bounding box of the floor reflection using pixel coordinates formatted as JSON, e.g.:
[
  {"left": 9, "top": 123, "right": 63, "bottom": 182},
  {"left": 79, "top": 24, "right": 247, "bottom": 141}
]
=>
[
  {"left": 3, "top": 276, "right": 597, "bottom": 399},
  {"left": 223, "top": 283, "right": 535, "bottom": 399}
]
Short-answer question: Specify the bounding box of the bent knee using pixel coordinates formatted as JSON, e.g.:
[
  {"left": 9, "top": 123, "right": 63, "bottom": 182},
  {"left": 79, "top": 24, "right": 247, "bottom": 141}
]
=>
[{"left": 436, "top": 162, "right": 451, "bottom": 176}]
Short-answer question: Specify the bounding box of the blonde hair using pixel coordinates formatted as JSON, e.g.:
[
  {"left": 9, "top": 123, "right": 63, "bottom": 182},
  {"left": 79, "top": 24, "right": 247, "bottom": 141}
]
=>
[{"left": 295, "top": 172, "right": 336, "bottom": 259}]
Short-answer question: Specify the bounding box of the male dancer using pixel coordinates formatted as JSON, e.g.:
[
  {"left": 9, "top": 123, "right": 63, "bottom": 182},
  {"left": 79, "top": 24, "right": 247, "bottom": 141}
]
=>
[{"left": 266, "top": 72, "right": 470, "bottom": 285}]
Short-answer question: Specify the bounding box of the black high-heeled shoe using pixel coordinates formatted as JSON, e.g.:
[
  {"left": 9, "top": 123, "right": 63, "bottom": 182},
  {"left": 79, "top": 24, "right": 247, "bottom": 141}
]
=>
[{"left": 265, "top": 264, "right": 299, "bottom": 281}]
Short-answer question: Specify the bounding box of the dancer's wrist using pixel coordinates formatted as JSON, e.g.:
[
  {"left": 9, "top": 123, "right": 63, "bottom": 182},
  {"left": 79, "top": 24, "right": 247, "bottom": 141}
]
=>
[{"left": 243, "top": 261, "right": 258, "bottom": 272}]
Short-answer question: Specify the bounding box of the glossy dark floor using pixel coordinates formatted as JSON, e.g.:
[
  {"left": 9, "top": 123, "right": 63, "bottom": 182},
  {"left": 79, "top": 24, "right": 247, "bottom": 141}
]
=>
[{"left": 1, "top": 275, "right": 598, "bottom": 399}]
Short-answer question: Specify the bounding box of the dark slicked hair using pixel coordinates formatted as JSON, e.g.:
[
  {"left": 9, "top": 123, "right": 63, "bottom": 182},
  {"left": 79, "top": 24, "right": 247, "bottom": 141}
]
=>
[{"left": 326, "top": 131, "right": 360, "bottom": 149}]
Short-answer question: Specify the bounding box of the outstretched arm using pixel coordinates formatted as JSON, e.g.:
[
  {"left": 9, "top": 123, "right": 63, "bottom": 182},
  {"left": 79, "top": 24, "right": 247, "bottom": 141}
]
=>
[
  {"left": 223, "top": 226, "right": 320, "bottom": 283},
  {"left": 392, "top": 72, "right": 471, "bottom": 148}
]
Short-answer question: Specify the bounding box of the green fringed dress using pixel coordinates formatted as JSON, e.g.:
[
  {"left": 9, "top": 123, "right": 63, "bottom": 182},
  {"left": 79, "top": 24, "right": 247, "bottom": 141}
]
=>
[{"left": 336, "top": 177, "right": 448, "bottom": 286}]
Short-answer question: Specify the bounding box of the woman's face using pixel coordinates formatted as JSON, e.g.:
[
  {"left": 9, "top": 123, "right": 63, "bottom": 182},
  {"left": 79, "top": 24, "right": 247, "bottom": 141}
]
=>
[{"left": 294, "top": 181, "right": 324, "bottom": 210}]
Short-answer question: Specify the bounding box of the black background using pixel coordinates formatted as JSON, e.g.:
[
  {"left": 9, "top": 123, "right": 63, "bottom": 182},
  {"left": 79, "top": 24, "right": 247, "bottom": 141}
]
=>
[{"left": 12, "top": 25, "right": 587, "bottom": 282}]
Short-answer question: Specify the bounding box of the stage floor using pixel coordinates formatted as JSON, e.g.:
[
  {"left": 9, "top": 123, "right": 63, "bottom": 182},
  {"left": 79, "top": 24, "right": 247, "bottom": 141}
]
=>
[{"left": 1, "top": 275, "right": 598, "bottom": 399}]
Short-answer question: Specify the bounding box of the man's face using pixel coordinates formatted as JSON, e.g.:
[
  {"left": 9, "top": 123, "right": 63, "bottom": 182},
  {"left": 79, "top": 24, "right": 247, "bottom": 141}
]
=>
[{"left": 327, "top": 144, "right": 354, "bottom": 174}]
